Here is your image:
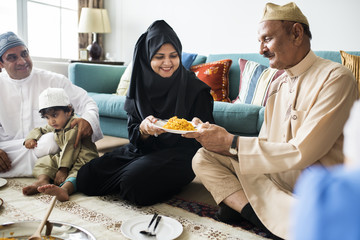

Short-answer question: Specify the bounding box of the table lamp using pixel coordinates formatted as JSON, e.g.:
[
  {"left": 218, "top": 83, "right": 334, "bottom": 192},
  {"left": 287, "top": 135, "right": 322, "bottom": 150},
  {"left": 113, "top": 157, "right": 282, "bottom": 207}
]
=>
[{"left": 78, "top": 7, "right": 111, "bottom": 61}]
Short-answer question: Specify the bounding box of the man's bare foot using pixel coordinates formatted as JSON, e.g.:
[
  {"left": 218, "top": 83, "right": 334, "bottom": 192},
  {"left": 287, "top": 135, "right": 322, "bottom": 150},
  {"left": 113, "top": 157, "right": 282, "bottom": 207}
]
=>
[
  {"left": 37, "top": 184, "right": 69, "bottom": 202},
  {"left": 22, "top": 179, "right": 50, "bottom": 196}
]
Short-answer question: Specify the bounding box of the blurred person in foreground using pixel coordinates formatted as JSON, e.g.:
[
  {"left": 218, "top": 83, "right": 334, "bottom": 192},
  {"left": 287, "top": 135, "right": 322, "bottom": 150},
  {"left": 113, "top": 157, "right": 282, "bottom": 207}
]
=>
[{"left": 292, "top": 99, "right": 360, "bottom": 240}]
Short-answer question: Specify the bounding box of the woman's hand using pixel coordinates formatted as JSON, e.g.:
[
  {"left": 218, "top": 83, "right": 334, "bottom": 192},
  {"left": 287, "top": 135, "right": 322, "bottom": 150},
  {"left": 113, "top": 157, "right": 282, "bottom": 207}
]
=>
[
  {"left": 139, "top": 115, "right": 165, "bottom": 139},
  {"left": 183, "top": 122, "right": 234, "bottom": 156},
  {"left": 191, "top": 117, "right": 203, "bottom": 127},
  {"left": 24, "top": 139, "right": 37, "bottom": 149}
]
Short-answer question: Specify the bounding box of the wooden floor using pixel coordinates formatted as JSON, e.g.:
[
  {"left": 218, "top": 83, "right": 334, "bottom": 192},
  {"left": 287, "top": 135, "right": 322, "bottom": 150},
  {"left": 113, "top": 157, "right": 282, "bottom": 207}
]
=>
[{"left": 95, "top": 135, "right": 217, "bottom": 206}]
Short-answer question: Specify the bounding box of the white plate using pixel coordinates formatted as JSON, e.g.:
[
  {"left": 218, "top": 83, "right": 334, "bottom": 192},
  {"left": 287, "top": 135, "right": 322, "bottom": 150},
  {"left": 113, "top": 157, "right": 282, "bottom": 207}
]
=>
[
  {"left": 0, "top": 177, "right": 7, "bottom": 187},
  {"left": 153, "top": 119, "right": 198, "bottom": 134},
  {"left": 121, "top": 215, "right": 183, "bottom": 240}
]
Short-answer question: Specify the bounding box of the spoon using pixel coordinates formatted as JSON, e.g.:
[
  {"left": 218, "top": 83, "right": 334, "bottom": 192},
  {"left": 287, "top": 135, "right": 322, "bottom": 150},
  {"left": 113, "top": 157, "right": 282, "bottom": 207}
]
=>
[{"left": 28, "top": 196, "right": 57, "bottom": 240}]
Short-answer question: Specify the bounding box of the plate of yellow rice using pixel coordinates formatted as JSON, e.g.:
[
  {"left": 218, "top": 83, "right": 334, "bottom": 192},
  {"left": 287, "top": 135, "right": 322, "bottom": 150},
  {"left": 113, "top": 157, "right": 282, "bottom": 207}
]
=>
[{"left": 153, "top": 116, "right": 198, "bottom": 134}]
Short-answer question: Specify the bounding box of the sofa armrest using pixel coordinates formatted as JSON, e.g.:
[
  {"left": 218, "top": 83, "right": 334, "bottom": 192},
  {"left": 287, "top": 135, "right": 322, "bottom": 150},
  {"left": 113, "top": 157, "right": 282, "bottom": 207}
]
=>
[{"left": 68, "top": 63, "right": 127, "bottom": 94}]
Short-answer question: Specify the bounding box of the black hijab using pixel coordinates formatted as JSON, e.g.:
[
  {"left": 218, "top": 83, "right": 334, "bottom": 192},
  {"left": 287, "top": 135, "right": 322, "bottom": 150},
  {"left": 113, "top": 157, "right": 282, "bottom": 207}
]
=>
[{"left": 124, "top": 20, "right": 210, "bottom": 121}]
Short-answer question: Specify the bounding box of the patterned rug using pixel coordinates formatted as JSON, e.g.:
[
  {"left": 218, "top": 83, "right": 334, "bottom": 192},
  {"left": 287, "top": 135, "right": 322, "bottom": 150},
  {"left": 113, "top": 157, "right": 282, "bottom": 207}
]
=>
[
  {"left": 0, "top": 178, "right": 268, "bottom": 240},
  {"left": 165, "top": 197, "right": 271, "bottom": 239}
]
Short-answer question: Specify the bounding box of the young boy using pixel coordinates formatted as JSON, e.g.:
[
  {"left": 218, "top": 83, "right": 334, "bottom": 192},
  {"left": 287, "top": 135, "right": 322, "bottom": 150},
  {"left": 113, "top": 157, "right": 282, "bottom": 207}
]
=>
[{"left": 22, "top": 88, "right": 99, "bottom": 201}]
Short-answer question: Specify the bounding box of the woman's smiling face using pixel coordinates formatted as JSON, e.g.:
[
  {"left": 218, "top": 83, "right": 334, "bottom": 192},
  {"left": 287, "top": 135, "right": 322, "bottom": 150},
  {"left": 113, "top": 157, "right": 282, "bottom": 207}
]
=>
[{"left": 150, "top": 43, "right": 180, "bottom": 78}]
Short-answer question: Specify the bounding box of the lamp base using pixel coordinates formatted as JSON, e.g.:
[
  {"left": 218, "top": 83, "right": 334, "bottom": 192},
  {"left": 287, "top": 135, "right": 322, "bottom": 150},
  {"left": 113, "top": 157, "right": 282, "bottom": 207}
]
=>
[{"left": 88, "top": 41, "right": 102, "bottom": 61}]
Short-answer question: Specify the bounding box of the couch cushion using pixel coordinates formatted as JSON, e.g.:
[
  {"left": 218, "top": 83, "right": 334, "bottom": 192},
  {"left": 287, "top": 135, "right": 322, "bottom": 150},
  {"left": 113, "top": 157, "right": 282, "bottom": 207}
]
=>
[
  {"left": 190, "top": 59, "right": 232, "bottom": 102},
  {"left": 192, "top": 55, "right": 207, "bottom": 66},
  {"left": 206, "top": 53, "right": 271, "bottom": 101},
  {"left": 234, "top": 58, "right": 284, "bottom": 106},
  {"left": 99, "top": 116, "right": 129, "bottom": 139},
  {"left": 68, "top": 63, "right": 126, "bottom": 94},
  {"left": 340, "top": 50, "right": 360, "bottom": 96},
  {"left": 115, "top": 61, "right": 132, "bottom": 96},
  {"left": 213, "top": 101, "right": 263, "bottom": 136},
  {"left": 182, "top": 52, "right": 198, "bottom": 70},
  {"left": 88, "top": 93, "right": 127, "bottom": 119}
]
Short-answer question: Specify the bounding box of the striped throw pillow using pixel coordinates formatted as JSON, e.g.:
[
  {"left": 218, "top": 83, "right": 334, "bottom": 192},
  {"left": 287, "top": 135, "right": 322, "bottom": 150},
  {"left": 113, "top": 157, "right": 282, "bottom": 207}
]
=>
[{"left": 234, "top": 58, "right": 284, "bottom": 106}]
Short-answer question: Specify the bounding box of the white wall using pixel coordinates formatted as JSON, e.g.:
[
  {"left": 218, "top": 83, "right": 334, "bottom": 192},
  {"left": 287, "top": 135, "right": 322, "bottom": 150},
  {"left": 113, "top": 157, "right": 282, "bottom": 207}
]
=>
[{"left": 104, "top": 0, "right": 360, "bottom": 65}]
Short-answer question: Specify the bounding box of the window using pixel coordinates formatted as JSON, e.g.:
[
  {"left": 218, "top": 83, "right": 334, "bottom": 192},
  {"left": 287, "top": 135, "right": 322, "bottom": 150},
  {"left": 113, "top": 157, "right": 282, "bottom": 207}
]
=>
[
  {"left": 0, "top": 0, "right": 17, "bottom": 34},
  {"left": 0, "top": 0, "right": 78, "bottom": 60}
]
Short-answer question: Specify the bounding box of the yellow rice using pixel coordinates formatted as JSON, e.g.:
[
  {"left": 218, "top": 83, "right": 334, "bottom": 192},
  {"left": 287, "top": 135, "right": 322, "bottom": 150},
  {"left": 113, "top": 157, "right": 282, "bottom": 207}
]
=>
[{"left": 162, "top": 116, "right": 195, "bottom": 131}]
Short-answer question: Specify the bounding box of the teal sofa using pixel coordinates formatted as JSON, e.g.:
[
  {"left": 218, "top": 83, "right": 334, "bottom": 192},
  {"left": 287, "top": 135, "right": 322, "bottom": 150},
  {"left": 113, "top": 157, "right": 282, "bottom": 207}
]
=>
[{"left": 68, "top": 51, "right": 360, "bottom": 139}]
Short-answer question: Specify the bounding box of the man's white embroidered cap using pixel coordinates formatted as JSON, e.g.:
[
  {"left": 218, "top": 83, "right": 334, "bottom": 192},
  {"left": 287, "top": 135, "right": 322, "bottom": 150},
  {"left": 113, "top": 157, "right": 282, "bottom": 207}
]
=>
[{"left": 39, "top": 88, "right": 70, "bottom": 110}]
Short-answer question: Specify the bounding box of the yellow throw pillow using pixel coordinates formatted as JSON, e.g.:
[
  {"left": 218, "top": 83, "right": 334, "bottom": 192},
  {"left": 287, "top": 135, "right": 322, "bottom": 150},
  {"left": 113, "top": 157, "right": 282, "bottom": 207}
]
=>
[
  {"left": 340, "top": 50, "right": 360, "bottom": 96},
  {"left": 115, "top": 61, "right": 132, "bottom": 96}
]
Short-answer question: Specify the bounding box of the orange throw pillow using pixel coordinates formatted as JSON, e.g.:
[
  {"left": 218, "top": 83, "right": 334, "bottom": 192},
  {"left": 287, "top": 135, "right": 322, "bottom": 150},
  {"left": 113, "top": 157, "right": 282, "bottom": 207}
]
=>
[{"left": 190, "top": 59, "right": 232, "bottom": 102}]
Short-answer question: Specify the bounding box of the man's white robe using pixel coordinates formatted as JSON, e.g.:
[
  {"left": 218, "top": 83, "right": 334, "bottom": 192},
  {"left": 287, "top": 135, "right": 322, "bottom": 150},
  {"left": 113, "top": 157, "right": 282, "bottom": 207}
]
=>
[{"left": 0, "top": 68, "right": 103, "bottom": 177}]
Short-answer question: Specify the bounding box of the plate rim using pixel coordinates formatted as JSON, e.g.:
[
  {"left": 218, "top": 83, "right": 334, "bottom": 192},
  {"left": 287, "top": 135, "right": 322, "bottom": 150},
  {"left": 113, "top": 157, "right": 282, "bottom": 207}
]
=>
[
  {"left": 120, "top": 215, "right": 183, "bottom": 239},
  {"left": 0, "top": 177, "right": 7, "bottom": 187}
]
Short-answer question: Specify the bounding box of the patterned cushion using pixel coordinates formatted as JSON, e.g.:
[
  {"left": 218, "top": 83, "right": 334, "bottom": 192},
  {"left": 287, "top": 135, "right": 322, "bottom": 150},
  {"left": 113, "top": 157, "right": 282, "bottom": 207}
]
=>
[
  {"left": 190, "top": 59, "right": 232, "bottom": 102},
  {"left": 234, "top": 58, "right": 284, "bottom": 106},
  {"left": 340, "top": 50, "right": 360, "bottom": 96}
]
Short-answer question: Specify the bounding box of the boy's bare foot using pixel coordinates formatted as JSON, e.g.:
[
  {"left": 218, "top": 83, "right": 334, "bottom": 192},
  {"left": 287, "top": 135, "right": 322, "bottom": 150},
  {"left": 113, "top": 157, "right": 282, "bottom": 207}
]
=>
[
  {"left": 54, "top": 167, "right": 69, "bottom": 185},
  {"left": 22, "top": 179, "right": 50, "bottom": 196},
  {"left": 37, "top": 184, "right": 69, "bottom": 202}
]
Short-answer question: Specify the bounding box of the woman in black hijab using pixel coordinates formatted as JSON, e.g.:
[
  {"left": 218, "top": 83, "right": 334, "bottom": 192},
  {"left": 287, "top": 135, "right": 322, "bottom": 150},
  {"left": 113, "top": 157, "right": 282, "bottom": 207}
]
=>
[{"left": 76, "top": 20, "right": 214, "bottom": 206}]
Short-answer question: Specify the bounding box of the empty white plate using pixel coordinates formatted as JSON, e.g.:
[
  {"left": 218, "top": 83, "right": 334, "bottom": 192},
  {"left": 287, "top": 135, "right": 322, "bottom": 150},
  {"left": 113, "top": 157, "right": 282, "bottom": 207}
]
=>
[{"left": 121, "top": 215, "right": 183, "bottom": 240}]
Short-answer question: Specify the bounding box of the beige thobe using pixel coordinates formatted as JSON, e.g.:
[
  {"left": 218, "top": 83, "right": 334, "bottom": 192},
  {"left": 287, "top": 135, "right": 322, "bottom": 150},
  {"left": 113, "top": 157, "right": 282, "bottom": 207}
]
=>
[
  {"left": 193, "top": 51, "right": 358, "bottom": 239},
  {"left": 26, "top": 116, "right": 99, "bottom": 180}
]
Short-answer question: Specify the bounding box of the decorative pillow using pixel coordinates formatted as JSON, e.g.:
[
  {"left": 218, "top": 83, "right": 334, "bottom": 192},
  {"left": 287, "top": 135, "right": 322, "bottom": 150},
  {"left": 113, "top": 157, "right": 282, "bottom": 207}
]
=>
[
  {"left": 115, "top": 61, "right": 132, "bottom": 96},
  {"left": 340, "top": 50, "right": 360, "bottom": 96},
  {"left": 234, "top": 58, "right": 284, "bottom": 106},
  {"left": 182, "top": 52, "right": 198, "bottom": 70},
  {"left": 190, "top": 59, "right": 232, "bottom": 102}
]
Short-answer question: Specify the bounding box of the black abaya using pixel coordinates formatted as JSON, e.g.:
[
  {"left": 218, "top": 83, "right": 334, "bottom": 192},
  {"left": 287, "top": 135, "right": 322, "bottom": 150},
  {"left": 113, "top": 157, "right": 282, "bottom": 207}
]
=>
[{"left": 76, "top": 20, "right": 214, "bottom": 206}]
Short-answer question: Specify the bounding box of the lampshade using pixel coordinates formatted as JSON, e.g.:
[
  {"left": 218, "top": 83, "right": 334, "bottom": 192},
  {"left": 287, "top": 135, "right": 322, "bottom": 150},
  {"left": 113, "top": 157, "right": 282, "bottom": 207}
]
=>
[
  {"left": 78, "top": 7, "right": 111, "bottom": 61},
  {"left": 78, "top": 8, "right": 111, "bottom": 33}
]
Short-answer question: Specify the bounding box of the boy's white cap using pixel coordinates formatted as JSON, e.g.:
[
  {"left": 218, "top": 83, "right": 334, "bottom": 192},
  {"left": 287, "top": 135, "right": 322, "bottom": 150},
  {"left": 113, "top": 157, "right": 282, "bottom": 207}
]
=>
[{"left": 39, "top": 88, "right": 70, "bottom": 110}]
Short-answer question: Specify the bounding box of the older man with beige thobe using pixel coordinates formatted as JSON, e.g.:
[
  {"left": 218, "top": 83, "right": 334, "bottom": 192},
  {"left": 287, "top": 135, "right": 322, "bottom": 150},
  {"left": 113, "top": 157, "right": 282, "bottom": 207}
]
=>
[{"left": 184, "top": 2, "right": 358, "bottom": 239}]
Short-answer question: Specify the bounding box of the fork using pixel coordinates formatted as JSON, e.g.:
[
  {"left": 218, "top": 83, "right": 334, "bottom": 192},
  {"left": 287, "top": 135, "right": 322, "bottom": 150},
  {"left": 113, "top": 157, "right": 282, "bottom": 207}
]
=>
[
  {"left": 139, "top": 213, "right": 158, "bottom": 236},
  {"left": 151, "top": 216, "right": 162, "bottom": 236}
]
